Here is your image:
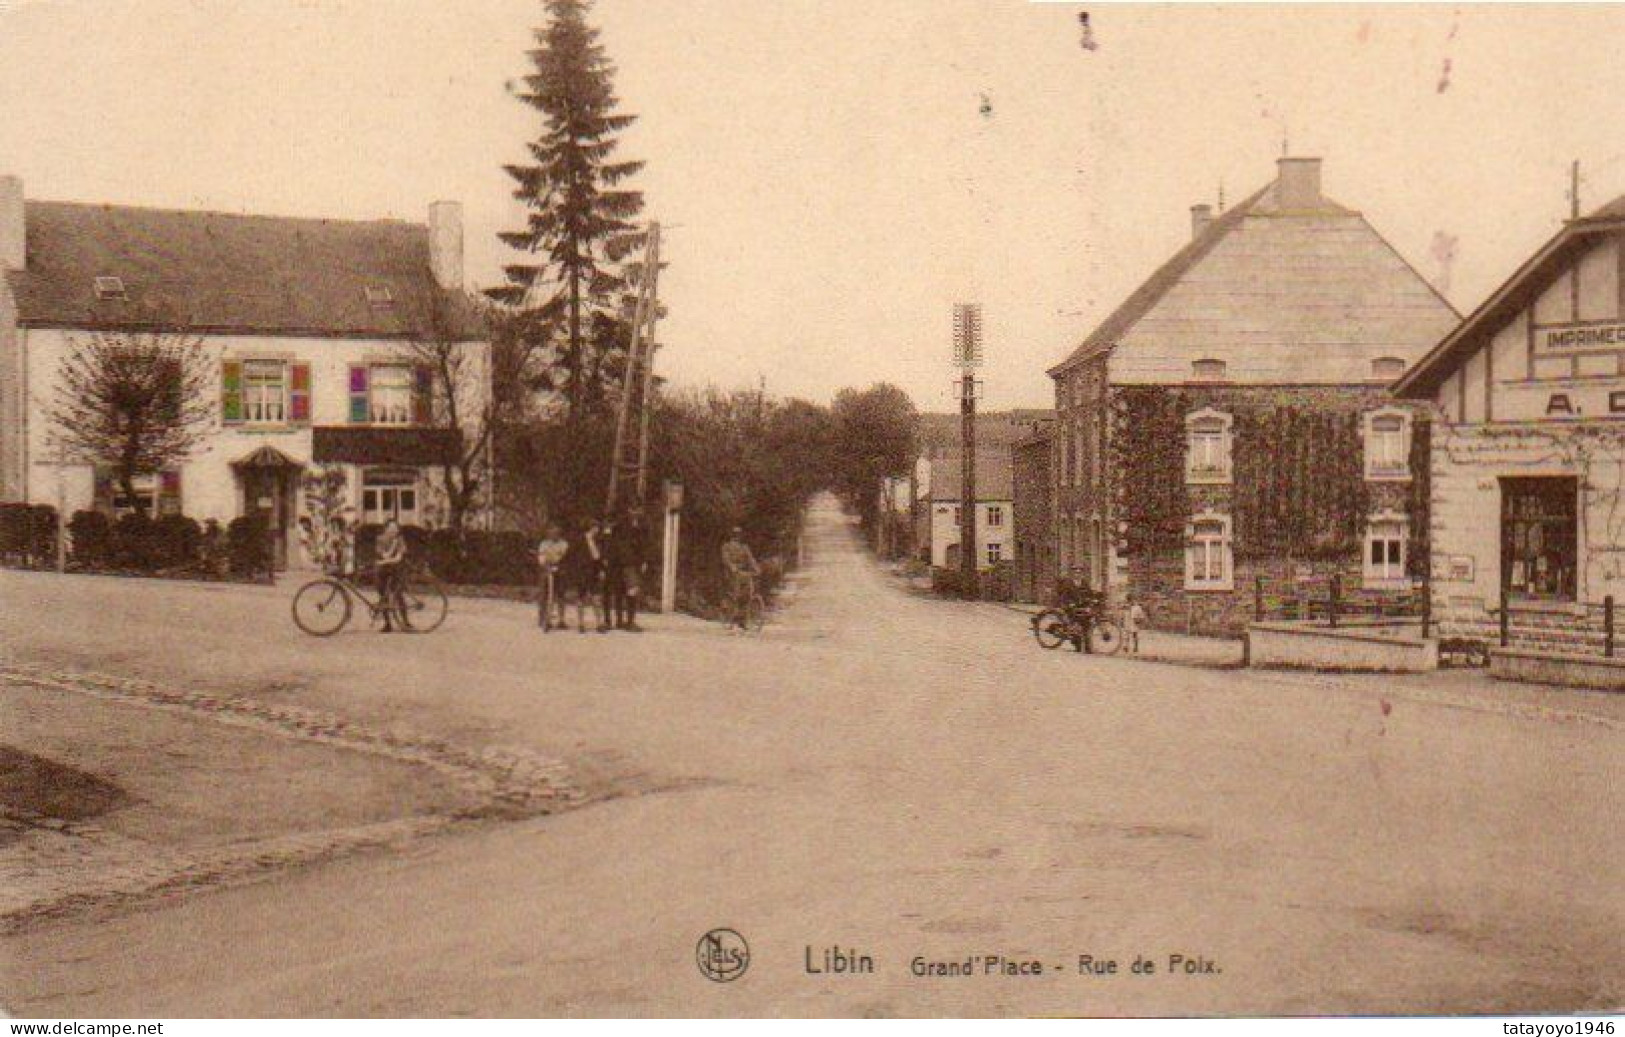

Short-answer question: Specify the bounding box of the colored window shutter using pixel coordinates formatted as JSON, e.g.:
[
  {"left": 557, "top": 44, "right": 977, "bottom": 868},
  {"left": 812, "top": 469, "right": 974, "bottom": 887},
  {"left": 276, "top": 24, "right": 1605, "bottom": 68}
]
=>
[
  {"left": 221, "top": 361, "right": 242, "bottom": 423},
  {"left": 412, "top": 366, "right": 433, "bottom": 425},
  {"left": 349, "top": 365, "right": 369, "bottom": 423},
  {"left": 289, "top": 362, "right": 311, "bottom": 423}
]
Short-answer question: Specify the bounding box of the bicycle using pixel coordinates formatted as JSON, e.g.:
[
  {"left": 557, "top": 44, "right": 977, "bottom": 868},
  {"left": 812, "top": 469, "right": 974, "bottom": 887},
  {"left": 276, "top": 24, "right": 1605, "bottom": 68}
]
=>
[
  {"left": 729, "top": 573, "right": 767, "bottom": 634},
  {"left": 1030, "top": 603, "right": 1123, "bottom": 655},
  {"left": 292, "top": 562, "right": 448, "bottom": 637}
]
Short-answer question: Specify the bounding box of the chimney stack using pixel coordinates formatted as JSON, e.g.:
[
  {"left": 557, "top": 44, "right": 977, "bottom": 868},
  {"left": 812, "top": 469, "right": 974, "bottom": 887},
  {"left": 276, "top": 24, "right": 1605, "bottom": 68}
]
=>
[
  {"left": 427, "top": 200, "right": 463, "bottom": 291},
  {"left": 1275, "top": 157, "right": 1323, "bottom": 210},
  {"left": 0, "top": 176, "right": 23, "bottom": 272},
  {"left": 1190, "top": 203, "right": 1213, "bottom": 240}
]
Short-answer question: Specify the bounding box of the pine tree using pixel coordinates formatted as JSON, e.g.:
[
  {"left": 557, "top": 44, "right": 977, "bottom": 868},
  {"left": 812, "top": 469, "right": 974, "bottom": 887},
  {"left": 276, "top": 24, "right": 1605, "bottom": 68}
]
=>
[{"left": 490, "top": 0, "right": 646, "bottom": 425}]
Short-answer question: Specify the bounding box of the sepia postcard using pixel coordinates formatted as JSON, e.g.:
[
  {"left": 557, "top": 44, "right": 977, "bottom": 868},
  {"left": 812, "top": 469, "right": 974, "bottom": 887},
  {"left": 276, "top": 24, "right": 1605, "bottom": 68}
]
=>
[{"left": 0, "top": 0, "right": 1620, "bottom": 1026}]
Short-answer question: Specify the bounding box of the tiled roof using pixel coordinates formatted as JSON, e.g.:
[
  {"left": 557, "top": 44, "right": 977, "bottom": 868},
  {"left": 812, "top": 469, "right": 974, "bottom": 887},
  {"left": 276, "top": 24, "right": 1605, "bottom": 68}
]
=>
[
  {"left": 1049, "top": 174, "right": 1458, "bottom": 378},
  {"left": 6, "top": 201, "right": 484, "bottom": 339},
  {"left": 928, "top": 451, "right": 1014, "bottom": 502}
]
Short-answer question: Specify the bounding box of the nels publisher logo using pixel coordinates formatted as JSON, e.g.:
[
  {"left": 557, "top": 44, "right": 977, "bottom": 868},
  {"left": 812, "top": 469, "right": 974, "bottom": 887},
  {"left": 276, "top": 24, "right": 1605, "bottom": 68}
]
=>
[{"left": 696, "top": 928, "right": 750, "bottom": 983}]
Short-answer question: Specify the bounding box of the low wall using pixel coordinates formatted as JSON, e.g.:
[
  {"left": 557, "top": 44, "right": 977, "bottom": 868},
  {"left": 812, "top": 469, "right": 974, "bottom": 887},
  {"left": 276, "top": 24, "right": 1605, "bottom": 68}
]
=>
[
  {"left": 1246, "top": 622, "right": 1438, "bottom": 673},
  {"left": 1490, "top": 648, "right": 1625, "bottom": 692}
]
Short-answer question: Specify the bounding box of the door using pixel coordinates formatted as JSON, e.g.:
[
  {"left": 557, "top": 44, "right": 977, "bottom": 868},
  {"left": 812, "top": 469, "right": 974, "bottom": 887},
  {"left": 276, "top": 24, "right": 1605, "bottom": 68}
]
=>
[
  {"left": 1500, "top": 476, "right": 1578, "bottom": 601},
  {"left": 242, "top": 468, "right": 294, "bottom": 571}
]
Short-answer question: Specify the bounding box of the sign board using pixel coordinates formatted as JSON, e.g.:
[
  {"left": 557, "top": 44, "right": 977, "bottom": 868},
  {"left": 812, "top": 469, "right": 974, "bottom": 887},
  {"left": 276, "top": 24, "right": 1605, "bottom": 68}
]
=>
[
  {"left": 1437, "top": 555, "right": 1475, "bottom": 582},
  {"left": 1537, "top": 321, "right": 1625, "bottom": 353},
  {"left": 663, "top": 479, "right": 684, "bottom": 511}
]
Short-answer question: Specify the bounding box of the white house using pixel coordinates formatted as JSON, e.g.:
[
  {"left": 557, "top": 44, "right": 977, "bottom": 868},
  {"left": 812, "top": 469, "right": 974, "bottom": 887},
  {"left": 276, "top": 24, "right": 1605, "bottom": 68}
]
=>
[
  {"left": 0, "top": 176, "right": 489, "bottom": 570},
  {"left": 924, "top": 457, "right": 1014, "bottom": 571}
]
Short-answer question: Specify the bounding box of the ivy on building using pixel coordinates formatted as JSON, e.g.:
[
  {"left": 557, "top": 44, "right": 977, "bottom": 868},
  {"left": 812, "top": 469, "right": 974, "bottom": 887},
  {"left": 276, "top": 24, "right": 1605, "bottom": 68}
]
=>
[{"left": 1112, "top": 386, "right": 1387, "bottom": 562}]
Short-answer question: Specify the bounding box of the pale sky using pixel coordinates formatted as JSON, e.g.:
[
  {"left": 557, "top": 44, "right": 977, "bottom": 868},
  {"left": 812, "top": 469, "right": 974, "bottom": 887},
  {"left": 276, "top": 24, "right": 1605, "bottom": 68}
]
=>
[{"left": 3, "top": 1, "right": 1624, "bottom": 410}]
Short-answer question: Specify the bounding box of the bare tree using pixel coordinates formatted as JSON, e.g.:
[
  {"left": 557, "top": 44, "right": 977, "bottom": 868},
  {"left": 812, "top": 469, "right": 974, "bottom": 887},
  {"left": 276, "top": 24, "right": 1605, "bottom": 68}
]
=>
[
  {"left": 46, "top": 327, "right": 214, "bottom": 516},
  {"left": 407, "top": 298, "right": 553, "bottom": 535}
]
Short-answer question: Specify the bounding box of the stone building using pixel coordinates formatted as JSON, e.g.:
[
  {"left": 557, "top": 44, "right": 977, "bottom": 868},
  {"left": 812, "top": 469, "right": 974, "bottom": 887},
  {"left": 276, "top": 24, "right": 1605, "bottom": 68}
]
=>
[
  {"left": 1395, "top": 195, "right": 1625, "bottom": 656},
  {"left": 1011, "top": 425, "right": 1055, "bottom": 604},
  {"left": 1045, "top": 157, "right": 1460, "bottom": 635}
]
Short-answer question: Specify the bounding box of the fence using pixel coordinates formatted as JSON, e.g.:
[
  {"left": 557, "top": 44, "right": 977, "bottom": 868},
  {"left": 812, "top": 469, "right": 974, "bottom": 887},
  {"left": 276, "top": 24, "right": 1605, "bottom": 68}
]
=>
[
  {"left": 1488, "top": 590, "right": 1618, "bottom": 659},
  {"left": 1250, "top": 573, "right": 1430, "bottom": 636}
]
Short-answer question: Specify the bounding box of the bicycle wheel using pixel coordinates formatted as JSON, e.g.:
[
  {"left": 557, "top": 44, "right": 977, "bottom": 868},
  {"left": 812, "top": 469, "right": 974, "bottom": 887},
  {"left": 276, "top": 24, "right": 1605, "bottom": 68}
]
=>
[
  {"left": 292, "top": 579, "right": 352, "bottom": 637},
  {"left": 747, "top": 593, "right": 767, "bottom": 633},
  {"left": 398, "top": 573, "right": 448, "bottom": 633},
  {"left": 1090, "top": 619, "right": 1124, "bottom": 655},
  {"left": 1032, "top": 609, "right": 1071, "bottom": 649}
]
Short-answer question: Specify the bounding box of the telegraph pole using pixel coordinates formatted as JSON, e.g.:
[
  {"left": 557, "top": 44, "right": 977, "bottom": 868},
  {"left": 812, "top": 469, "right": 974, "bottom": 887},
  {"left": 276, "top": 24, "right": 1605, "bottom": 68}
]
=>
[
  {"left": 953, "top": 303, "right": 983, "bottom": 600},
  {"left": 606, "top": 222, "right": 661, "bottom": 517}
]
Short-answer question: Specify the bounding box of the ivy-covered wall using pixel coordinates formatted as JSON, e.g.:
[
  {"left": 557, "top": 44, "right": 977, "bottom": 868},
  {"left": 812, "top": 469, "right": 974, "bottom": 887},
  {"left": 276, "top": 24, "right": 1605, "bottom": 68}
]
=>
[{"left": 1108, "top": 383, "right": 1428, "bottom": 636}]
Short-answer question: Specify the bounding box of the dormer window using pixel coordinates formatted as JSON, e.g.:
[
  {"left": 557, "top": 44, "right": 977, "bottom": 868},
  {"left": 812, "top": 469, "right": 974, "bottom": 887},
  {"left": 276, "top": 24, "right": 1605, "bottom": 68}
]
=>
[
  {"left": 93, "top": 276, "right": 128, "bottom": 301},
  {"left": 363, "top": 285, "right": 395, "bottom": 307},
  {"left": 1371, "top": 356, "right": 1407, "bottom": 382},
  {"left": 1191, "top": 358, "right": 1227, "bottom": 382}
]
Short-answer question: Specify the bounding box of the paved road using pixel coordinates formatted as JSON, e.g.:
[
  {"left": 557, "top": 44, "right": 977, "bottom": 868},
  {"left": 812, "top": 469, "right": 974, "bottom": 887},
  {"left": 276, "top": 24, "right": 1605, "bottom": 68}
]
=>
[{"left": 1, "top": 497, "right": 1620, "bottom": 1016}]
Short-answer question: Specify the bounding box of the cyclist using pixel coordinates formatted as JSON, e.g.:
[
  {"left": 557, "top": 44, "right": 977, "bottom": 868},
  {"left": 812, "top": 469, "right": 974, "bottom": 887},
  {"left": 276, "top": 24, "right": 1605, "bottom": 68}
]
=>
[
  {"left": 374, "top": 519, "right": 407, "bottom": 633},
  {"left": 720, "top": 526, "right": 760, "bottom": 631}
]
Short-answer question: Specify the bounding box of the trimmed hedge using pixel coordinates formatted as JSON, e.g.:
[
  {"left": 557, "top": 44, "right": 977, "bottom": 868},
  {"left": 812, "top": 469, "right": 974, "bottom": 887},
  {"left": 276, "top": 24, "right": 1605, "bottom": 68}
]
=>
[{"left": 0, "top": 503, "right": 59, "bottom": 566}]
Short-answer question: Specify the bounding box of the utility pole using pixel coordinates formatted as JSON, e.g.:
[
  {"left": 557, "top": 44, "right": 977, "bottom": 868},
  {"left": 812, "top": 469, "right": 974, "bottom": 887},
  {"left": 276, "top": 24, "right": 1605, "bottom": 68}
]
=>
[
  {"left": 606, "top": 221, "right": 661, "bottom": 517},
  {"left": 953, "top": 302, "right": 983, "bottom": 600}
]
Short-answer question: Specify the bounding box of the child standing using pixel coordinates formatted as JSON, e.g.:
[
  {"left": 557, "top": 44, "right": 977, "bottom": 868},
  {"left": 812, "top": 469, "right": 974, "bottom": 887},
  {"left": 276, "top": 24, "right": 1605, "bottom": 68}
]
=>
[
  {"left": 1124, "top": 596, "right": 1148, "bottom": 655},
  {"left": 535, "top": 523, "right": 568, "bottom": 631}
]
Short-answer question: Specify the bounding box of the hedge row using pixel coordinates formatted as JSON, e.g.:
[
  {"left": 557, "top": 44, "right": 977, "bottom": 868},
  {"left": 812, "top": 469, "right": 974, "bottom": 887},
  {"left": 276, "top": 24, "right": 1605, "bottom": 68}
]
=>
[{"left": 0, "top": 505, "right": 270, "bottom": 579}]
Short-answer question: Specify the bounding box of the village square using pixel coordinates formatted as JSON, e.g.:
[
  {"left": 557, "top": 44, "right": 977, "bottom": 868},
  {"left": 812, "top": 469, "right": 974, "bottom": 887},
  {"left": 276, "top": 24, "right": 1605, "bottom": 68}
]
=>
[{"left": 0, "top": 0, "right": 1620, "bottom": 1021}]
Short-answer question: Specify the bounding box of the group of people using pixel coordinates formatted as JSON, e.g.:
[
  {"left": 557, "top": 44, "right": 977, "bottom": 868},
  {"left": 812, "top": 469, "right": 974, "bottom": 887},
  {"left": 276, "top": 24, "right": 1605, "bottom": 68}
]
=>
[{"left": 534, "top": 514, "right": 648, "bottom": 634}]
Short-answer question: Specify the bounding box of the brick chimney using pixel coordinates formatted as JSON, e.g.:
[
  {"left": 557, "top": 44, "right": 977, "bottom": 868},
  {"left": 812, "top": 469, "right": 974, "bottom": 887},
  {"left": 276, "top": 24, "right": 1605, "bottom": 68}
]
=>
[
  {"left": 427, "top": 200, "right": 463, "bottom": 290},
  {"left": 1190, "top": 203, "right": 1213, "bottom": 239},
  {"left": 1275, "top": 157, "right": 1323, "bottom": 210},
  {"left": 0, "top": 176, "right": 23, "bottom": 272}
]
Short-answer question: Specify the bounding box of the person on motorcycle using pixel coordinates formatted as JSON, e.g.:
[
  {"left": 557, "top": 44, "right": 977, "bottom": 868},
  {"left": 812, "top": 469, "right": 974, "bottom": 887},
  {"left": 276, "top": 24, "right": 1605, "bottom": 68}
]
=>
[{"left": 1054, "top": 575, "right": 1102, "bottom": 654}]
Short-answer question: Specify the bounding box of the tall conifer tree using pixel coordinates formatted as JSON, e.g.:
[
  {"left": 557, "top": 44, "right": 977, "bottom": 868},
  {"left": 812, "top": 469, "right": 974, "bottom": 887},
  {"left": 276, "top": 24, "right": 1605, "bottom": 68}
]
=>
[{"left": 491, "top": 0, "right": 645, "bottom": 424}]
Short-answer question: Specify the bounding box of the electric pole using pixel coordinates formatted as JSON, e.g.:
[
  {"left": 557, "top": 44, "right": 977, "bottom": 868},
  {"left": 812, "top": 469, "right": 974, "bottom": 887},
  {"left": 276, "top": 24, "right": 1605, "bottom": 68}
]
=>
[
  {"left": 606, "top": 222, "right": 661, "bottom": 517},
  {"left": 953, "top": 302, "right": 983, "bottom": 600}
]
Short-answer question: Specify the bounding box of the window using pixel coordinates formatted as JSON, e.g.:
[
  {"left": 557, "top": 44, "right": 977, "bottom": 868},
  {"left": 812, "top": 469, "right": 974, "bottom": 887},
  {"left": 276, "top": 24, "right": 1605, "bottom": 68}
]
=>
[
  {"left": 1502, "top": 477, "right": 1578, "bottom": 601},
  {"left": 93, "top": 276, "right": 127, "bottom": 301},
  {"left": 362, "top": 469, "right": 420, "bottom": 526},
  {"left": 242, "top": 360, "right": 288, "bottom": 424},
  {"left": 363, "top": 285, "right": 395, "bottom": 307},
  {"left": 370, "top": 364, "right": 414, "bottom": 425},
  {"left": 1371, "top": 356, "right": 1407, "bottom": 381},
  {"left": 1364, "top": 408, "right": 1411, "bottom": 480},
  {"left": 1191, "top": 358, "right": 1227, "bottom": 381},
  {"left": 1185, "top": 513, "right": 1233, "bottom": 591},
  {"left": 986, "top": 541, "right": 1002, "bottom": 565},
  {"left": 1185, "top": 409, "right": 1232, "bottom": 484},
  {"left": 986, "top": 505, "right": 1004, "bottom": 527},
  {"left": 1365, "top": 515, "right": 1408, "bottom": 586},
  {"left": 112, "top": 473, "right": 158, "bottom": 517}
]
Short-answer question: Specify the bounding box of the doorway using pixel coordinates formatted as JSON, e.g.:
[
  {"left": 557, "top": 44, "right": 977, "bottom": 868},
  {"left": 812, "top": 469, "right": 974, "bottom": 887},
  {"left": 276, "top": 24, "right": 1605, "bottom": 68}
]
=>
[{"left": 1500, "top": 476, "right": 1578, "bottom": 601}]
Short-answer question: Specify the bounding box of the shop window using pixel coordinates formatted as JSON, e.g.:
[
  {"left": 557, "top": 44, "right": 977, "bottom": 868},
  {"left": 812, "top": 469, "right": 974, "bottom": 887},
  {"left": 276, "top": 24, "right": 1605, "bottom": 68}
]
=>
[
  {"left": 1502, "top": 477, "right": 1578, "bottom": 601},
  {"left": 362, "top": 469, "right": 421, "bottom": 527},
  {"left": 1185, "top": 512, "right": 1233, "bottom": 591},
  {"left": 1185, "top": 409, "right": 1233, "bottom": 484},
  {"left": 1364, "top": 408, "right": 1411, "bottom": 480},
  {"left": 1364, "top": 514, "right": 1408, "bottom": 587}
]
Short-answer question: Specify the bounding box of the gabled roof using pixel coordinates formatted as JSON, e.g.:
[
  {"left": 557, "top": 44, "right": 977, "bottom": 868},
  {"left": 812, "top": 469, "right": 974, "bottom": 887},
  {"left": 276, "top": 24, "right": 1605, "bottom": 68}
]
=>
[
  {"left": 6, "top": 201, "right": 485, "bottom": 340},
  {"left": 1395, "top": 197, "right": 1625, "bottom": 398},
  {"left": 1048, "top": 185, "right": 1271, "bottom": 376},
  {"left": 927, "top": 452, "right": 1014, "bottom": 502},
  {"left": 1048, "top": 171, "right": 1458, "bottom": 379}
]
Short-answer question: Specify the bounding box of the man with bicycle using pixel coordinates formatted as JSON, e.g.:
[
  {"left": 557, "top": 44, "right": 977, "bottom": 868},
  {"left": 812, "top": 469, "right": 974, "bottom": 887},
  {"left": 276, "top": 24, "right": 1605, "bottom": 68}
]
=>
[
  {"left": 720, "top": 526, "right": 759, "bottom": 632},
  {"left": 1054, "top": 574, "right": 1103, "bottom": 654}
]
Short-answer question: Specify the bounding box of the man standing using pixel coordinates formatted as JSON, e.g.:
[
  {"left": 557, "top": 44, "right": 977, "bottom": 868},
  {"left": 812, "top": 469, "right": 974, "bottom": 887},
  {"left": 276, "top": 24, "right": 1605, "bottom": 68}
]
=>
[
  {"left": 610, "top": 514, "right": 647, "bottom": 632},
  {"left": 720, "top": 526, "right": 760, "bottom": 631}
]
